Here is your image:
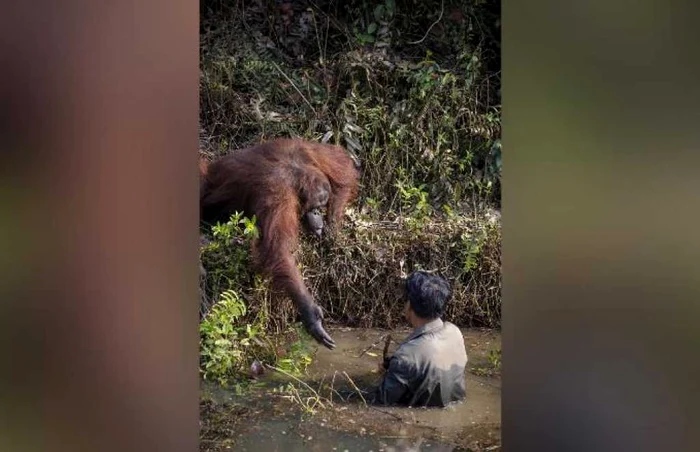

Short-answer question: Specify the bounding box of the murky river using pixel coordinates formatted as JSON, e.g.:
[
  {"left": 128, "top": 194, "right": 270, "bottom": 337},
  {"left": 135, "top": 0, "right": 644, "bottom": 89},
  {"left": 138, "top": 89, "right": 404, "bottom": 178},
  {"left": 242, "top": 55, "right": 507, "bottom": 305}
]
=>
[{"left": 201, "top": 327, "right": 501, "bottom": 451}]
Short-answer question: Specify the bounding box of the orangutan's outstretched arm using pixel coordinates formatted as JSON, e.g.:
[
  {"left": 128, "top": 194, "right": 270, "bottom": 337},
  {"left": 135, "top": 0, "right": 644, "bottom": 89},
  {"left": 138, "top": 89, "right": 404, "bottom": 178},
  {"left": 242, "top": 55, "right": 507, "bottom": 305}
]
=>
[
  {"left": 254, "top": 187, "right": 336, "bottom": 349},
  {"left": 270, "top": 252, "right": 335, "bottom": 349}
]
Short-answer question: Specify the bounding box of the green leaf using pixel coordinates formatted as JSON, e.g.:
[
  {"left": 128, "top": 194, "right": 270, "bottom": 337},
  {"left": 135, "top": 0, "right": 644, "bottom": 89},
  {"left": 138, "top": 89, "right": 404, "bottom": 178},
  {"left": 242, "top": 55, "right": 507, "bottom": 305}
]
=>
[
  {"left": 373, "top": 5, "right": 385, "bottom": 21},
  {"left": 385, "top": 0, "right": 396, "bottom": 16},
  {"left": 367, "top": 23, "right": 378, "bottom": 35}
]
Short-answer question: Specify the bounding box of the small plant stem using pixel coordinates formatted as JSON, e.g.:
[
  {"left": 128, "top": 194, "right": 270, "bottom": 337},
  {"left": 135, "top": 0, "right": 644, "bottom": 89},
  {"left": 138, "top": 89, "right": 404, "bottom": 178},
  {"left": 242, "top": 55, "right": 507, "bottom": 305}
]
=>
[{"left": 342, "top": 371, "right": 367, "bottom": 406}]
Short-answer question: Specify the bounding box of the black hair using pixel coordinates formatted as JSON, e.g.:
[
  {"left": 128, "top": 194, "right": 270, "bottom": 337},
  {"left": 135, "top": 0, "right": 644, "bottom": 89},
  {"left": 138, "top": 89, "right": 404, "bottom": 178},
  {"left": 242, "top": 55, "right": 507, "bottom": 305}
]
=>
[{"left": 405, "top": 271, "right": 452, "bottom": 320}]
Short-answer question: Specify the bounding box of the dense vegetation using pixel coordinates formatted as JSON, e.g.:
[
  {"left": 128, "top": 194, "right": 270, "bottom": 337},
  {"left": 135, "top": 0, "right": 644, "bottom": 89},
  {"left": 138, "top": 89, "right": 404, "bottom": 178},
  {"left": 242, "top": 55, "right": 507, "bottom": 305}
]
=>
[{"left": 199, "top": 0, "right": 501, "bottom": 384}]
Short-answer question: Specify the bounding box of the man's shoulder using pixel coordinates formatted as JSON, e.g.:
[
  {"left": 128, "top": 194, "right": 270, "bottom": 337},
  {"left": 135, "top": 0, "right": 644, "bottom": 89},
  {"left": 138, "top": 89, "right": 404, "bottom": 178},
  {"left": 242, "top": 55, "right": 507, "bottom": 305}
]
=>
[
  {"left": 442, "top": 321, "right": 464, "bottom": 336},
  {"left": 393, "top": 341, "right": 417, "bottom": 359},
  {"left": 395, "top": 330, "right": 436, "bottom": 359},
  {"left": 392, "top": 338, "right": 426, "bottom": 364}
]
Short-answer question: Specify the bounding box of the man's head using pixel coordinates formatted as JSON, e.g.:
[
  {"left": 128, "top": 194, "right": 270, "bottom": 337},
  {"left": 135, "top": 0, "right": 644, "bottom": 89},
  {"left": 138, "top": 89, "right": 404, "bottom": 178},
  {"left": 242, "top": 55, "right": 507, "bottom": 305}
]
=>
[{"left": 403, "top": 271, "right": 452, "bottom": 327}]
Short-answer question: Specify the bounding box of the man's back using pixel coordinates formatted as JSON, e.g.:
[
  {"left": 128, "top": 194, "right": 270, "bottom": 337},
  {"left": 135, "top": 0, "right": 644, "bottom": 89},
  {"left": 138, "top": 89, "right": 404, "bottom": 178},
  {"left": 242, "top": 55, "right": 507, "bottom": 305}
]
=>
[{"left": 375, "top": 319, "right": 468, "bottom": 407}]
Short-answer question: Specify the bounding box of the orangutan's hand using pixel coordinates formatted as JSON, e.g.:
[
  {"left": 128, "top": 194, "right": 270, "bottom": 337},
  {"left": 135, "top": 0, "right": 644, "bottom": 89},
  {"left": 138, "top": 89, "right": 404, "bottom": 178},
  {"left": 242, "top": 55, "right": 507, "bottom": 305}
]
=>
[{"left": 301, "top": 303, "right": 336, "bottom": 350}]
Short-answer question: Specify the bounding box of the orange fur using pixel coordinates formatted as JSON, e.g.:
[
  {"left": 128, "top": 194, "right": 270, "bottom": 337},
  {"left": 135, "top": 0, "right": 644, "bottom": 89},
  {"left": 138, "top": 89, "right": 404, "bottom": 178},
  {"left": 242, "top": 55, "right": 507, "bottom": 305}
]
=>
[{"left": 200, "top": 138, "right": 359, "bottom": 310}]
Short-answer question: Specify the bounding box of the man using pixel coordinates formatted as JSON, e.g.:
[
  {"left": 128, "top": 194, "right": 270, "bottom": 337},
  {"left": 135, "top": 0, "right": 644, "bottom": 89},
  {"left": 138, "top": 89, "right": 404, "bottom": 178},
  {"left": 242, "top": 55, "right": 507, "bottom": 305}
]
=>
[{"left": 373, "top": 271, "right": 468, "bottom": 407}]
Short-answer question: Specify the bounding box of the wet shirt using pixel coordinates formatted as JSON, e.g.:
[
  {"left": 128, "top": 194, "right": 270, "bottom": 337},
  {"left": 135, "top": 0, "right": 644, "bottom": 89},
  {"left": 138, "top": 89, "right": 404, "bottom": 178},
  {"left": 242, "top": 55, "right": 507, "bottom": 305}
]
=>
[{"left": 373, "top": 319, "right": 468, "bottom": 408}]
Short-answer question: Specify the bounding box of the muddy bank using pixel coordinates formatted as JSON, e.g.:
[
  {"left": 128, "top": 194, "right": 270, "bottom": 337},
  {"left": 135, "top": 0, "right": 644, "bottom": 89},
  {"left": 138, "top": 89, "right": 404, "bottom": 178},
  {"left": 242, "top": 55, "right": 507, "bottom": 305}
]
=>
[{"left": 201, "top": 327, "right": 501, "bottom": 451}]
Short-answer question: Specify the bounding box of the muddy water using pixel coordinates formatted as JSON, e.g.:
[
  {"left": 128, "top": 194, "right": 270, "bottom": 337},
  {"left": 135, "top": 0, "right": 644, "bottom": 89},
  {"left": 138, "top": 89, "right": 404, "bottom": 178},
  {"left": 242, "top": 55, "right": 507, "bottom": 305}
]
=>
[
  {"left": 201, "top": 327, "right": 501, "bottom": 451},
  {"left": 232, "top": 417, "right": 459, "bottom": 452}
]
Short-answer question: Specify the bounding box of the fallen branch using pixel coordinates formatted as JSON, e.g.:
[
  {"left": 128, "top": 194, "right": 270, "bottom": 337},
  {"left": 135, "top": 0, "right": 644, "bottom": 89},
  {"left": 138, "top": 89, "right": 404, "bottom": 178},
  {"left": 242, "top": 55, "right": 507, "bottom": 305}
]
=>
[
  {"left": 357, "top": 333, "right": 390, "bottom": 358},
  {"left": 368, "top": 404, "right": 403, "bottom": 421},
  {"left": 382, "top": 334, "right": 393, "bottom": 359}
]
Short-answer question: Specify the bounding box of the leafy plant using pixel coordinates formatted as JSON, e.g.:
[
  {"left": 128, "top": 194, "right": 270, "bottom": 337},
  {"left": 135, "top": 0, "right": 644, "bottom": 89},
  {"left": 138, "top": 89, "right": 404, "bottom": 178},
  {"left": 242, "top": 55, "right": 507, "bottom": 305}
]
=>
[
  {"left": 200, "top": 212, "right": 259, "bottom": 317},
  {"left": 199, "top": 286, "right": 319, "bottom": 386},
  {"left": 459, "top": 228, "right": 486, "bottom": 273},
  {"left": 471, "top": 347, "right": 502, "bottom": 377},
  {"left": 200, "top": 213, "right": 319, "bottom": 386},
  {"left": 488, "top": 348, "right": 502, "bottom": 370},
  {"left": 353, "top": 0, "right": 395, "bottom": 45},
  {"left": 199, "top": 289, "right": 274, "bottom": 385},
  {"left": 276, "top": 324, "right": 315, "bottom": 376}
]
